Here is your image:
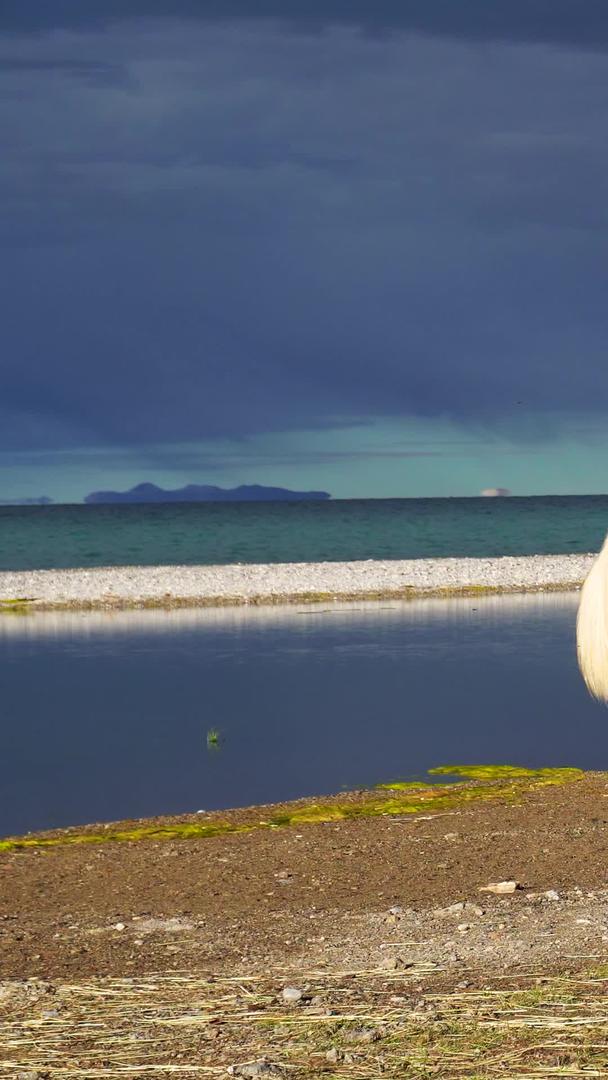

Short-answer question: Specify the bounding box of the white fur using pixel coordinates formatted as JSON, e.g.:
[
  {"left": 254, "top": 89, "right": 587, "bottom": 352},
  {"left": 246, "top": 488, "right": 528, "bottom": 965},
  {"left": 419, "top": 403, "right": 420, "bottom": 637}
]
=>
[{"left": 577, "top": 534, "right": 608, "bottom": 701}]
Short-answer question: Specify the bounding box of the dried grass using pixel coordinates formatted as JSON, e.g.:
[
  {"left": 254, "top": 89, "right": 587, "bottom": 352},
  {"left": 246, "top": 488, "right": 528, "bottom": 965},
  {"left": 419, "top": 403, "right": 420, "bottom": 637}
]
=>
[{"left": 3, "top": 965, "right": 608, "bottom": 1078}]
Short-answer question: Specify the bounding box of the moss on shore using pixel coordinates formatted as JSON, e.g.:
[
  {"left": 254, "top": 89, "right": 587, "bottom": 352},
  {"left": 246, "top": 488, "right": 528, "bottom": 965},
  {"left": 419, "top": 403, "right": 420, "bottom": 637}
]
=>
[{"left": 0, "top": 765, "right": 585, "bottom": 853}]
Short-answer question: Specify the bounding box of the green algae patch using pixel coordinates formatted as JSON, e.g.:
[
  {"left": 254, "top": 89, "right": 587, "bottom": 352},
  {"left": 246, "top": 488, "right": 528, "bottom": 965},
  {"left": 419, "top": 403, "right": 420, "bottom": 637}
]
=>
[
  {"left": 254, "top": 765, "right": 586, "bottom": 831},
  {"left": 0, "top": 766, "right": 587, "bottom": 854},
  {"left": 0, "top": 787, "right": 478, "bottom": 853},
  {"left": 429, "top": 764, "right": 584, "bottom": 784},
  {"left": 376, "top": 765, "right": 584, "bottom": 792},
  {"left": 271, "top": 805, "right": 349, "bottom": 826},
  {"left": 375, "top": 780, "right": 431, "bottom": 791},
  {"left": 0, "top": 819, "right": 252, "bottom": 853},
  {"left": 0, "top": 597, "right": 36, "bottom": 614}
]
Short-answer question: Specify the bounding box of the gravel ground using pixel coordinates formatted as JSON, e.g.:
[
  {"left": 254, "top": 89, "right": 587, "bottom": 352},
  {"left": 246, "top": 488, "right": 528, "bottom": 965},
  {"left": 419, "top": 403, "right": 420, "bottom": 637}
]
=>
[
  {"left": 0, "top": 552, "right": 597, "bottom": 610},
  {"left": 4, "top": 775, "right": 608, "bottom": 1076},
  {"left": 3, "top": 772, "right": 608, "bottom": 982}
]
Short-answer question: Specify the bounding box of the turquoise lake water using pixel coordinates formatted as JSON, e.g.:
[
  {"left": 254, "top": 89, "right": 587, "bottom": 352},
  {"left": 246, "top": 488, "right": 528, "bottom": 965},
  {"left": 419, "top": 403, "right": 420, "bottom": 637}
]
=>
[{"left": 1, "top": 495, "right": 608, "bottom": 571}]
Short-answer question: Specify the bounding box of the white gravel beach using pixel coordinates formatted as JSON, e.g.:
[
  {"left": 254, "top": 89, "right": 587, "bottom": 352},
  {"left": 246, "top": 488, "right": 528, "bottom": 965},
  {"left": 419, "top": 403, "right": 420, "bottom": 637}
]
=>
[{"left": 0, "top": 552, "right": 597, "bottom": 611}]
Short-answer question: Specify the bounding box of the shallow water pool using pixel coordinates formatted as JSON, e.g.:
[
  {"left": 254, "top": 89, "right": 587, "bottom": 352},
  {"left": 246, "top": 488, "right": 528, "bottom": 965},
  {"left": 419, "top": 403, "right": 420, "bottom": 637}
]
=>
[{"left": 0, "top": 592, "right": 605, "bottom": 837}]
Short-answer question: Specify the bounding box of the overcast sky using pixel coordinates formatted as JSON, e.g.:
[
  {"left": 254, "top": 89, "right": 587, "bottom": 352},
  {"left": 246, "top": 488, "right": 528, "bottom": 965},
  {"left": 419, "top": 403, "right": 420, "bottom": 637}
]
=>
[{"left": 2, "top": 1, "right": 608, "bottom": 501}]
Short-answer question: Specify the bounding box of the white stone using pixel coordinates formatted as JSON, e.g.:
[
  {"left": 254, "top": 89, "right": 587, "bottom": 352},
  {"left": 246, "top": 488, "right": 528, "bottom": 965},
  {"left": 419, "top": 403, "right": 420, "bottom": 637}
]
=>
[{"left": 479, "top": 881, "right": 520, "bottom": 895}]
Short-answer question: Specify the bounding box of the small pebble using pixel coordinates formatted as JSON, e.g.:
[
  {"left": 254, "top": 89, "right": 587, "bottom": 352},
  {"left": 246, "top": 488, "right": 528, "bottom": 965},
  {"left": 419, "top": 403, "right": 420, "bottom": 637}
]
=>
[
  {"left": 437, "top": 902, "right": 465, "bottom": 916},
  {"left": 227, "top": 1064, "right": 282, "bottom": 1078},
  {"left": 380, "top": 955, "right": 402, "bottom": 970},
  {"left": 345, "top": 1026, "right": 380, "bottom": 1043}
]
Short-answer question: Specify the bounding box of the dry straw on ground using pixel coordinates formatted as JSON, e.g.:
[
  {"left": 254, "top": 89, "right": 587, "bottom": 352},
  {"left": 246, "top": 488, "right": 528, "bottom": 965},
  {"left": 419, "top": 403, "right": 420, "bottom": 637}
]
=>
[{"left": 4, "top": 965, "right": 608, "bottom": 1078}]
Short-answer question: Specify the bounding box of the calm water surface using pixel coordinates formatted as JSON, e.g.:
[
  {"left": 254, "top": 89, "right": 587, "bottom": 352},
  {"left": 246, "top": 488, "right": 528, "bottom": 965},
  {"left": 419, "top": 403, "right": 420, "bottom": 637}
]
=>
[{"left": 1, "top": 593, "right": 606, "bottom": 837}]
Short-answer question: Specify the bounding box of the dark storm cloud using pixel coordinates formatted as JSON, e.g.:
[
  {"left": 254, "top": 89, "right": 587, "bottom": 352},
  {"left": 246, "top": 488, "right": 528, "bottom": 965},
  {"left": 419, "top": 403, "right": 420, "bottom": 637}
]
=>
[
  {"left": 5, "top": 0, "right": 608, "bottom": 52},
  {"left": 2, "top": 9, "right": 608, "bottom": 455},
  {"left": 4, "top": 437, "right": 531, "bottom": 477}
]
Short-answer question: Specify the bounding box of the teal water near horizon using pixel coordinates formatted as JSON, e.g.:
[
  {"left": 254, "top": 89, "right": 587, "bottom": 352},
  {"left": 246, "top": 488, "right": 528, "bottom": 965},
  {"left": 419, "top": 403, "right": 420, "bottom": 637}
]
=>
[{"left": 1, "top": 495, "right": 608, "bottom": 572}]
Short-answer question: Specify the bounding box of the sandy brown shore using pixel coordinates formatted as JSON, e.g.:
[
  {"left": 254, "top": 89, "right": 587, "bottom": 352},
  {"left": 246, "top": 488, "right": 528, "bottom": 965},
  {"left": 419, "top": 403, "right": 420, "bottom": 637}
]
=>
[
  {"left": 0, "top": 551, "right": 596, "bottom": 611},
  {"left": 3, "top": 770, "right": 607, "bottom": 983},
  {"left": 3, "top": 773, "right": 608, "bottom": 1076}
]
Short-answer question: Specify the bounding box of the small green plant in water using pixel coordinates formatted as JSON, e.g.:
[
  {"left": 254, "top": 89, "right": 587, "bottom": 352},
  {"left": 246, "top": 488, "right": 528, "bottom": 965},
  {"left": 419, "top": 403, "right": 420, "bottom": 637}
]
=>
[{"left": 206, "top": 727, "right": 221, "bottom": 750}]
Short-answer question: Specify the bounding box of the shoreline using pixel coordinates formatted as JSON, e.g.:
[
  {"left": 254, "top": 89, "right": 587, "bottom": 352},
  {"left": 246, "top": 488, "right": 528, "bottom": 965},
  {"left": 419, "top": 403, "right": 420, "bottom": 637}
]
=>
[
  {"left": 0, "top": 551, "right": 596, "bottom": 611},
  {"left": 0, "top": 766, "right": 586, "bottom": 851},
  {"left": 4, "top": 771, "right": 608, "bottom": 1076}
]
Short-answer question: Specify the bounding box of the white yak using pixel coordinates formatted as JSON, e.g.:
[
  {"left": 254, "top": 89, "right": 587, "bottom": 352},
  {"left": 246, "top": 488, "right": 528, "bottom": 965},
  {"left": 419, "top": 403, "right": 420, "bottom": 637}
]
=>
[{"left": 577, "top": 535, "right": 608, "bottom": 701}]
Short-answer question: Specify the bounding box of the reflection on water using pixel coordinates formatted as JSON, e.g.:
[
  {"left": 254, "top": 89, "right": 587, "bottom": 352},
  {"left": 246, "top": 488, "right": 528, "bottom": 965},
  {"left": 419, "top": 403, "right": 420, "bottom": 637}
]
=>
[
  {"left": 0, "top": 592, "right": 605, "bottom": 837},
  {"left": 0, "top": 592, "right": 584, "bottom": 638}
]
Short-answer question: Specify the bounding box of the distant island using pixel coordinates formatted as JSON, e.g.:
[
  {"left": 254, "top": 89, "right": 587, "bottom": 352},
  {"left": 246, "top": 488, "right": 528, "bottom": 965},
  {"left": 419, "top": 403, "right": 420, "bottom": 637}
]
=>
[
  {"left": 0, "top": 496, "right": 53, "bottom": 506},
  {"left": 84, "top": 482, "right": 331, "bottom": 504}
]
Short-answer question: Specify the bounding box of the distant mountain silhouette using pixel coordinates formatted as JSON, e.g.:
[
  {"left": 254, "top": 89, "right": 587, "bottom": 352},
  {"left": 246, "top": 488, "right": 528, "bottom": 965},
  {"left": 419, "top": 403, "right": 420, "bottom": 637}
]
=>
[{"left": 84, "top": 482, "right": 331, "bottom": 504}]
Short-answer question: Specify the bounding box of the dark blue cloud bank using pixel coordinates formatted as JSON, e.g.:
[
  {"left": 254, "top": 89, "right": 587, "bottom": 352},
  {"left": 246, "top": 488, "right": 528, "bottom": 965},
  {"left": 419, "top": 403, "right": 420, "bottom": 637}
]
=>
[
  {"left": 2, "top": 1, "right": 608, "bottom": 462},
  {"left": 6, "top": 1, "right": 608, "bottom": 48}
]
